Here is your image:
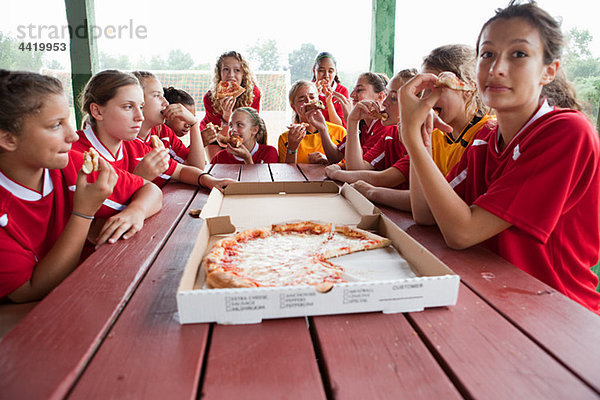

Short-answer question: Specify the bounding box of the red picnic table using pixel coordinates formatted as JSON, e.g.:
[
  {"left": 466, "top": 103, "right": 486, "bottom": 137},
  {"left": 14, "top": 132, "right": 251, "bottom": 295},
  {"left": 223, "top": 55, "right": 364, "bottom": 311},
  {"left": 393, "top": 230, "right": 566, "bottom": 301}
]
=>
[{"left": 1, "top": 163, "right": 599, "bottom": 400}]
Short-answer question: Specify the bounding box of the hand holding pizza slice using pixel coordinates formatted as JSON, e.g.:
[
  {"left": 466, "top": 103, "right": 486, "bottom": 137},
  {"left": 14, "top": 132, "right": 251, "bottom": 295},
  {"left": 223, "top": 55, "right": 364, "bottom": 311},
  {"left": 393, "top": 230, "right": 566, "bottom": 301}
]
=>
[
  {"left": 216, "top": 81, "right": 246, "bottom": 99},
  {"left": 434, "top": 71, "right": 475, "bottom": 92}
]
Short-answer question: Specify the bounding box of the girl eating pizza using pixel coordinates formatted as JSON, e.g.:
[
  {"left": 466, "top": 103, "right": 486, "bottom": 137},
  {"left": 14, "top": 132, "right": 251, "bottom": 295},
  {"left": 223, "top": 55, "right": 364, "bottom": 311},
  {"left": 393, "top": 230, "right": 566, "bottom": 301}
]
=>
[
  {"left": 312, "top": 52, "right": 349, "bottom": 128},
  {"left": 400, "top": 1, "right": 600, "bottom": 313},
  {"left": 349, "top": 45, "right": 494, "bottom": 211},
  {"left": 73, "top": 70, "right": 234, "bottom": 190},
  {"left": 163, "top": 86, "right": 197, "bottom": 138},
  {"left": 200, "top": 51, "right": 261, "bottom": 161},
  {"left": 211, "top": 107, "right": 278, "bottom": 164},
  {"left": 0, "top": 70, "right": 162, "bottom": 303},
  {"left": 278, "top": 80, "right": 346, "bottom": 164}
]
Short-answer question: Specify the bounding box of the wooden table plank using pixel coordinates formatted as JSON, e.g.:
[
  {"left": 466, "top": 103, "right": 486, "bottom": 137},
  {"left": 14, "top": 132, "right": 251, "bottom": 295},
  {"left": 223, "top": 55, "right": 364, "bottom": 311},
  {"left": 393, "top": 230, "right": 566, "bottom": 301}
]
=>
[
  {"left": 312, "top": 313, "right": 463, "bottom": 399},
  {"left": 210, "top": 163, "right": 241, "bottom": 180},
  {"left": 201, "top": 318, "right": 326, "bottom": 400},
  {"left": 393, "top": 219, "right": 600, "bottom": 395},
  {"left": 239, "top": 163, "right": 273, "bottom": 181},
  {"left": 407, "top": 284, "right": 599, "bottom": 399},
  {"left": 68, "top": 189, "right": 213, "bottom": 400},
  {"left": 269, "top": 163, "right": 307, "bottom": 181},
  {"left": 0, "top": 183, "right": 197, "bottom": 400},
  {"left": 297, "top": 163, "right": 327, "bottom": 181}
]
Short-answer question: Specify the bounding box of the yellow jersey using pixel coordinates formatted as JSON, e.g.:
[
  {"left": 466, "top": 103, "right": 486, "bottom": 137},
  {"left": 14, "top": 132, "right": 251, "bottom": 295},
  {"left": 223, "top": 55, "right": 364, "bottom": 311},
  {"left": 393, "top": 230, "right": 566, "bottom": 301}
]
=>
[{"left": 278, "top": 122, "right": 346, "bottom": 163}]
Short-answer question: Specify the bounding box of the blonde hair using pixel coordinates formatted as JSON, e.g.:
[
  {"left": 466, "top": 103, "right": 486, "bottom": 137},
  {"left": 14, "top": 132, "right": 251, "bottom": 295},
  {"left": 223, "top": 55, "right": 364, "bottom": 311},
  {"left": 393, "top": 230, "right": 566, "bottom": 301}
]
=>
[
  {"left": 233, "top": 107, "right": 268, "bottom": 145},
  {"left": 210, "top": 51, "right": 257, "bottom": 114},
  {"left": 289, "top": 80, "right": 318, "bottom": 124},
  {"left": 80, "top": 70, "right": 140, "bottom": 129}
]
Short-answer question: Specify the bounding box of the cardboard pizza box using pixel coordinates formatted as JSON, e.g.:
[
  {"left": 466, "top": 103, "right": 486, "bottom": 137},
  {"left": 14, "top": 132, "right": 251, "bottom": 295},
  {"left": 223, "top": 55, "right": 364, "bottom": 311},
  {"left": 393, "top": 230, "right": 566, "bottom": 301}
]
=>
[{"left": 177, "top": 181, "right": 459, "bottom": 324}]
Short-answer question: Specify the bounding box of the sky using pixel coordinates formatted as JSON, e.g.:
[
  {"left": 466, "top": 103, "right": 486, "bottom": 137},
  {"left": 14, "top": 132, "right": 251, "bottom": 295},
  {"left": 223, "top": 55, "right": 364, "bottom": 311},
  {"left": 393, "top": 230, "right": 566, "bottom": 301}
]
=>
[{"left": 2, "top": 0, "right": 599, "bottom": 76}]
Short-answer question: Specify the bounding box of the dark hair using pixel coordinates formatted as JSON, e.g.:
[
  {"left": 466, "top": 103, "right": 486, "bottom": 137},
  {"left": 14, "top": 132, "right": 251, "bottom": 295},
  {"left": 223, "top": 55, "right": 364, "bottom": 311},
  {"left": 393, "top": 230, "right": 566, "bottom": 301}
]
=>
[
  {"left": 476, "top": 1, "right": 563, "bottom": 65},
  {"left": 80, "top": 69, "right": 140, "bottom": 128},
  {"left": 0, "top": 69, "right": 64, "bottom": 135},
  {"left": 476, "top": 1, "right": 579, "bottom": 111},
  {"left": 422, "top": 44, "right": 486, "bottom": 115},
  {"left": 358, "top": 72, "right": 389, "bottom": 93},
  {"left": 163, "top": 86, "right": 195, "bottom": 107},
  {"left": 312, "top": 52, "right": 341, "bottom": 84},
  {"left": 542, "top": 68, "right": 582, "bottom": 110},
  {"left": 234, "top": 107, "right": 268, "bottom": 145}
]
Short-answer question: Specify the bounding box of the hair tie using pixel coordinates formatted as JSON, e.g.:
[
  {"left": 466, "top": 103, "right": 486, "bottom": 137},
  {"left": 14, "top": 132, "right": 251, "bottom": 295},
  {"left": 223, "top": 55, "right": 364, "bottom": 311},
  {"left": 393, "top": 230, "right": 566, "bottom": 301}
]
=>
[{"left": 237, "top": 107, "right": 260, "bottom": 125}]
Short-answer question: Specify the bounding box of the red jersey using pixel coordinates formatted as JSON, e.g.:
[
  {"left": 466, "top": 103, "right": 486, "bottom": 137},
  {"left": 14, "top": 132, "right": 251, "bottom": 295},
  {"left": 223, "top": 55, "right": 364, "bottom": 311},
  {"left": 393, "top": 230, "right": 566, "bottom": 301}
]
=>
[
  {"left": 362, "top": 125, "right": 410, "bottom": 189},
  {"left": 0, "top": 151, "right": 144, "bottom": 299},
  {"left": 74, "top": 124, "right": 177, "bottom": 187},
  {"left": 317, "top": 81, "right": 349, "bottom": 128},
  {"left": 211, "top": 143, "right": 278, "bottom": 164},
  {"left": 337, "top": 119, "right": 391, "bottom": 155},
  {"left": 199, "top": 86, "right": 261, "bottom": 130},
  {"left": 447, "top": 102, "right": 600, "bottom": 313},
  {"left": 148, "top": 124, "right": 189, "bottom": 163}
]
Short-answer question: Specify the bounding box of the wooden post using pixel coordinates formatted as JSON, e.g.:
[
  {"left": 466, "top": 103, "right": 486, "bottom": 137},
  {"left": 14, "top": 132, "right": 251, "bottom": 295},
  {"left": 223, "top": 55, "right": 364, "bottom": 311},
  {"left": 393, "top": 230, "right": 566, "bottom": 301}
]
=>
[
  {"left": 369, "top": 0, "right": 396, "bottom": 77},
  {"left": 64, "top": 0, "right": 98, "bottom": 128}
]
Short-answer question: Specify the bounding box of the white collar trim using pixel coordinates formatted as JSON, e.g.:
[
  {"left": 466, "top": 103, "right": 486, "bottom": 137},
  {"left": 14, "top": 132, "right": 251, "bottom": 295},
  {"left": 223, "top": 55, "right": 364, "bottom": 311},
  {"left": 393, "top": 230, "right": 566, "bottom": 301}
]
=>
[
  {"left": 496, "top": 99, "right": 553, "bottom": 152},
  {"left": 83, "top": 124, "right": 123, "bottom": 162},
  {"left": 0, "top": 169, "right": 53, "bottom": 201}
]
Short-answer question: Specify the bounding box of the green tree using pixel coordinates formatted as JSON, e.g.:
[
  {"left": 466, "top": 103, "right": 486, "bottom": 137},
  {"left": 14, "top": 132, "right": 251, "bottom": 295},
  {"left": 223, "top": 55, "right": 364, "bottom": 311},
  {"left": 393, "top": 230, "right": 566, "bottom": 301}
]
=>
[
  {"left": 247, "top": 39, "right": 280, "bottom": 71},
  {"left": 167, "top": 49, "right": 195, "bottom": 70},
  {"left": 288, "top": 43, "right": 318, "bottom": 84},
  {"left": 563, "top": 28, "right": 600, "bottom": 123},
  {"left": 99, "top": 51, "right": 132, "bottom": 70},
  {"left": 0, "top": 32, "right": 43, "bottom": 71}
]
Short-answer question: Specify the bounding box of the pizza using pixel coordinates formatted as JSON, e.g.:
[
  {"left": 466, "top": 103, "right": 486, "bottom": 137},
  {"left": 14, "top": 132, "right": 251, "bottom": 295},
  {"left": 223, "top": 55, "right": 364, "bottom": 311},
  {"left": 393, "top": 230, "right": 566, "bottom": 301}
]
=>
[
  {"left": 304, "top": 99, "right": 326, "bottom": 113},
  {"left": 372, "top": 108, "right": 389, "bottom": 121},
  {"left": 316, "top": 78, "right": 332, "bottom": 96},
  {"left": 434, "top": 71, "right": 475, "bottom": 92},
  {"left": 202, "top": 221, "right": 391, "bottom": 289},
  {"left": 150, "top": 134, "right": 165, "bottom": 149},
  {"left": 81, "top": 147, "right": 100, "bottom": 174},
  {"left": 216, "top": 81, "right": 246, "bottom": 99},
  {"left": 205, "top": 122, "right": 222, "bottom": 134},
  {"left": 217, "top": 134, "right": 243, "bottom": 148}
]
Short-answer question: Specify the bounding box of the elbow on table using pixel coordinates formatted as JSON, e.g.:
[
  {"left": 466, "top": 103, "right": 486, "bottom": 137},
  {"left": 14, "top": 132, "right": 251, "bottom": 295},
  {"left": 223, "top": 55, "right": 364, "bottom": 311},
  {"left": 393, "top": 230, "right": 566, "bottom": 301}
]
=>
[{"left": 442, "top": 230, "right": 475, "bottom": 250}]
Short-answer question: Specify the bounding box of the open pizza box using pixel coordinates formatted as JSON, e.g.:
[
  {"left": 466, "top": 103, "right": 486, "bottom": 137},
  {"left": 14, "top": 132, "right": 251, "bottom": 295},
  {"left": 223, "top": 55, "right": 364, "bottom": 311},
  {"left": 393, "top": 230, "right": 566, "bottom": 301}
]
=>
[{"left": 177, "top": 181, "right": 459, "bottom": 324}]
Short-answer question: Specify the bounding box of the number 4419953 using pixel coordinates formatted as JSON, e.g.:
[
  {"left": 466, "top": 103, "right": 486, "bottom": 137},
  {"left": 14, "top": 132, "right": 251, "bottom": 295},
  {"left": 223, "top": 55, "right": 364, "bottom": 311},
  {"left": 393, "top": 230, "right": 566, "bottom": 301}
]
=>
[{"left": 19, "top": 42, "right": 67, "bottom": 52}]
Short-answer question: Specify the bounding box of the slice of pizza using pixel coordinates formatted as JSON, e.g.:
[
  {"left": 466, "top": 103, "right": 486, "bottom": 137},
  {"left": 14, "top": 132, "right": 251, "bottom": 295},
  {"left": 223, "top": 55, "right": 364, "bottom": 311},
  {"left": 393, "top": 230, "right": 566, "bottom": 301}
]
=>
[
  {"left": 216, "top": 81, "right": 246, "bottom": 99},
  {"left": 150, "top": 134, "right": 165, "bottom": 149},
  {"left": 217, "top": 134, "right": 243, "bottom": 148},
  {"left": 304, "top": 99, "right": 326, "bottom": 113},
  {"left": 81, "top": 147, "right": 100, "bottom": 174},
  {"left": 319, "top": 225, "right": 392, "bottom": 259},
  {"left": 434, "top": 71, "right": 475, "bottom": 92},
  {"left": 316, "top": 78, "right": 332, "bottom": 96}
]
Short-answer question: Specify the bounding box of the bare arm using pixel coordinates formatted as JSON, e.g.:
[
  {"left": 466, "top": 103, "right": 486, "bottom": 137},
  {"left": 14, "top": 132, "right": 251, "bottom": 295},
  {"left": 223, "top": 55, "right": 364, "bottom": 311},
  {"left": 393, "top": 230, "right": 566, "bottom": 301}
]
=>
[
  {"left": 326, "top": 165, "right": 406, "bottom": 188},
  {"left": 8, "top": 159, "right": 117, "bottom": 303},
  {"left": 400, "top": 74, "right": 511, "bottom": 249},
  {"left": 351, "top": 180, "right": 411, "bottom": 211},
  {"left": 306, "top": 109, "right": 343, "bottom": 163}
]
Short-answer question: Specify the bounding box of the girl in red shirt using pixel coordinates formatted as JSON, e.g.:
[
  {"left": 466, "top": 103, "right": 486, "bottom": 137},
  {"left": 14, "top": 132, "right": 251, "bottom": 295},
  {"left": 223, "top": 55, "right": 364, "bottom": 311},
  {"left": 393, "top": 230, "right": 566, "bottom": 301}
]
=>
[
  {"left": 0, "top": 70, "right": 162, "bottom": 302},
  {"left": 200, "top": 51, "right": 261, "bottom": 160},
  {"left": 401, "top": 2, "right": 600, "bottom": 313},
  {"left": 163, "top": 86, "right": 197, "bottom": 138},
  {"left": 212, "top": 107, "right": 278, "bottom": 164},
  {"left": 312, "top": 52, "right": 350, "bottom": 128},
  {"left": 74, "top": 70, "right": 234, "bottom": 190}
]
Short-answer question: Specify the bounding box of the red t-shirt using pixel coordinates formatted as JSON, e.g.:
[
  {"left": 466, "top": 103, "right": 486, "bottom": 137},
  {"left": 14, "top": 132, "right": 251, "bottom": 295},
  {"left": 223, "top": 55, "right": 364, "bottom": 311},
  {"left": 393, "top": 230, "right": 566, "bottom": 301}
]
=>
[
  {"left": 74, "top": 124, "right": 177, "bottom": 188},
  {"left": 149, "top": 124, "right": 189, "bottom": 163},
  {"left": 362, "top": 125, "right": 410, "bottom": 189},
  {"left": 0, "top": 151, "right": 144, "bottom": 299},
  {"left": 337, "top": 119, "right": 391, "bottom": 155},
  {"left": 317, "top": 81, "right": 349, "bottom": 128},
  {"left": 447, "top": 103, "right": 600, "bottom": 313},
  {"left": 199, "top": 85, "right": 261, "bottom": 130},
  {"left": 211, "top": 143, "right": 278, "bottom": 164}
]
